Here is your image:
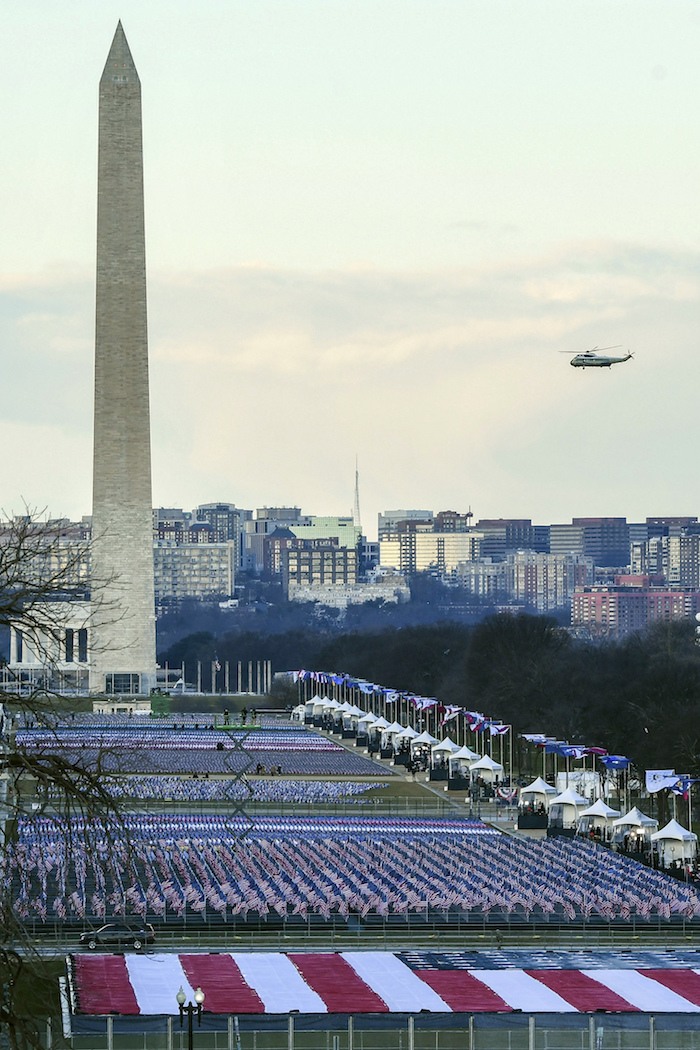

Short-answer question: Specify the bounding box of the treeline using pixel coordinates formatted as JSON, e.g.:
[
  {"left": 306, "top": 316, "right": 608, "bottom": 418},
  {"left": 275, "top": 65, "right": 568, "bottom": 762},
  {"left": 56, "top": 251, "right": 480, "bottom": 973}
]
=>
[
  {"left": 155, "top": 576, "right": 509, "bottom": 655},
  {"left": 160, "top": 614, "right": 700, "bottom": 774}
]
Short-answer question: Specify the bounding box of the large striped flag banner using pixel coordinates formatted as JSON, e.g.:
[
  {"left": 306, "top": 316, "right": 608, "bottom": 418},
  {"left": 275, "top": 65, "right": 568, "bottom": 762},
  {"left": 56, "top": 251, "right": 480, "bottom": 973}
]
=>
[{"left": 70, "top": 952, "right": 700, "bottom": 1016}]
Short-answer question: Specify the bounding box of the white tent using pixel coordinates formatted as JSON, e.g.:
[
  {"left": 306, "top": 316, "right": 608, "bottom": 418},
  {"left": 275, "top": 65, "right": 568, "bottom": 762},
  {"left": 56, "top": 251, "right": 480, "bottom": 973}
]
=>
[
  {"left": 370, "top": 716, "right": 390, "bottom": 730},
  {"left": 355, "top": 712, "right": 376, "bottom": 741},
  {"left": 348, "top": 705, "right": 366, "bottom": 728},
  {"left": 651, "top": 819, "right": 698, "bottom": 867},
  {"left": 393, "top": 725, "right": 417, "bottom": 755},
  {"left": 470, "top": 754, "right": 504, "bottom": 783},
  {"left": 612, "top": 806, "right": 658, "bottom": 830},
  {"left": 519, "top": 776, "right": 557, "bottom": 810},
  {"left": 380, "top": 721, "right": 405, "bottom": 748},
  {"left": 432, "top": 738, "right": 460, "bottom": 754},
  {"left": 411, "top": 730, "right": 439, "bottom": 749},
  {"left": 341, "top": 704, "right": 364, "bottom": 730},
  {"left": 367, "top": 715, "right": 389, "bottom": 742},
  {"left": 452, "top": 744, "right": 480, "bottom": 761},
  {"left": 291, "top": 704, "right": 306, "bottom": 722},
  {"left": 430, "top": 738, "right": 458, "bottom": 771},
  {"left": 578, "top": 798, "right": 620, "bottom": 820},
  {"left": 305, "top": 695, "right": 325, "bottom": 716},
  {"left": 449, "top": 745, "right": 480, "bottom": 777},
  {"left": 611, "top": 806, "right": 658, "bottom": 850},
  {"left": 548, "top": 786, "right": 588, "bottom": 830},
  {"left": 576, "top": 798, "right": 620, "bottom": 837}
]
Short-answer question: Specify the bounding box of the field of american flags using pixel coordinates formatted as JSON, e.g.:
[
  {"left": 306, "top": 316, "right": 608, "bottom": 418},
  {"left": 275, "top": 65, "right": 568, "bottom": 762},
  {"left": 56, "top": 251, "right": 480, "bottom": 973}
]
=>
[{"left": 11, "top": 813, "right": 700, "bottom": 928}]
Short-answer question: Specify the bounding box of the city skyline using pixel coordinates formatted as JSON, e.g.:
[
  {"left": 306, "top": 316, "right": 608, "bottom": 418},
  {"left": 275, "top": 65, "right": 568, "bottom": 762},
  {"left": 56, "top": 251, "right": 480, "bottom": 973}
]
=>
[{"left": 3, "top": 2, "right": 700, "bottom": 536}]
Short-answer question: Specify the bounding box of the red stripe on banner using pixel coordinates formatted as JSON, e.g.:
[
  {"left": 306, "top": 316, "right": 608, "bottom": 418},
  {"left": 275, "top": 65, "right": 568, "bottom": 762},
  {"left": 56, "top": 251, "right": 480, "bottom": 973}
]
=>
[
  {"left": 525, "top": 970, "right": 639, "bottom": 1012},
  {"left": 73, "top": 955, "right": 140, "bottom": 1015},
  {"left": 179, "top": 955, "right": 265, "bottom": 1014},
  {"left": 288, "top": 953, "right": 390, "bottom": 1012},
  {"left": 415, "top": 970, "right": 512, "bottom": 1012},
  {"left": 639, "top": 970, "right": 700, "bottom": 1006}
]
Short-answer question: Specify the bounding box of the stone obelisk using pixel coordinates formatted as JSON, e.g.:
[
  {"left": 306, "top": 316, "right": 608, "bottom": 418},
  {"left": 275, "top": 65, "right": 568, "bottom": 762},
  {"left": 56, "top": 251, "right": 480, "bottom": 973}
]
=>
[{"left": 90, "top": 22, "right": 156, "bottom": 695}]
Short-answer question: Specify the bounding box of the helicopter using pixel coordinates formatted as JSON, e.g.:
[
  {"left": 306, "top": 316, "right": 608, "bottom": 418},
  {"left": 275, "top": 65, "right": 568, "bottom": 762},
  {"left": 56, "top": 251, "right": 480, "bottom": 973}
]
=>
[{"left": 563, "top": 345, "right": 634, "bottom": 369}]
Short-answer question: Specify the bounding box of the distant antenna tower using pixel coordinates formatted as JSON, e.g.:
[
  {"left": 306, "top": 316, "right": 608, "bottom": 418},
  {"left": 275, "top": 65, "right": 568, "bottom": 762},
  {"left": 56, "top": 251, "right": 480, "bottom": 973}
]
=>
[{"left": 353, "top": 456, "right": 362, "bottom": 531}]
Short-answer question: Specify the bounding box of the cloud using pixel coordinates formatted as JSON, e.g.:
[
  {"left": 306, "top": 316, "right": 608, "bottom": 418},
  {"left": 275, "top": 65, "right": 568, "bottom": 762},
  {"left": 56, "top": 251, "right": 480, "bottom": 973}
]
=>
[{"left": 2, "top": 241, "right": 700, "bottom": 532}]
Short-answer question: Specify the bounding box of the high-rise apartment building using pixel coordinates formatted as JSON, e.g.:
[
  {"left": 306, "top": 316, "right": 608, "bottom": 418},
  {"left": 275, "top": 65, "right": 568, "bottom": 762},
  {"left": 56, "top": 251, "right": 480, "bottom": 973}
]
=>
[
  {"left": 572, "top": 585, "right": 700, "bottom": 637},
  {"left": 378, "top": 510, "right": 434, "bottom": 541},
  {"left": 380, "top": 531, "right": 483, "bottom": 576},
  {"left": 153, "top": 541, "right": 234, "bottom": 605},
  {"left": 283, "top": 546, "right": 358, "bottom": 590},
  {"left": 476, "top": 519, "right": 550, "bottom": 559},
  {"left": 571, "top": 518, "right": 630, "bottom": 567},
  {"left": 195, "top": 502, "right": 244, "bottom": 569},
  {"left": 289, "top": 517, "right": 361, "bottom": 550},
  {"left": 505, "top": 552, "right": 593, "bottom": 613}
]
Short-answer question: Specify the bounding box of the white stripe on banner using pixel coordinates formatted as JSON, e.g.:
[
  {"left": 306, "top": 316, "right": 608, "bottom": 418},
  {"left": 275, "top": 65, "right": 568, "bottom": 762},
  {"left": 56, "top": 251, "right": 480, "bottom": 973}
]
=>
[
  {"left": 231, "top": 953, "right": 327, "bottom": 1013},
  {"left": 584, "top": 970, "right": 700, "bottom": 1013},
  {"left": 125, "top": 954, "right": 195, "bottom": 1015},
  {"left": 341, "top": 952, "right": 451, "bottom": 1012},
  {"left": 471, "top": 970, "right": 578, "bottom": 1013}
]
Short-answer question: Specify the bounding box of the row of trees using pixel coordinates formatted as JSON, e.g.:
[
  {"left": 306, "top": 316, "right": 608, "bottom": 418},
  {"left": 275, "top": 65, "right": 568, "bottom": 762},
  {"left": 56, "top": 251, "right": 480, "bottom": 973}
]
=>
[{"left": 162, "top": 614, "right": 700, "bottom": 775}]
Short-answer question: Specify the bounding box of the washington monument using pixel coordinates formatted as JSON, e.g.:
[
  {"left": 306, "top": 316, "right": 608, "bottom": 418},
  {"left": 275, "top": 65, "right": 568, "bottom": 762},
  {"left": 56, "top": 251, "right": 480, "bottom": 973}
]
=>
[{"left": 89, "top": 23, "right": 156, "bottom": 695}]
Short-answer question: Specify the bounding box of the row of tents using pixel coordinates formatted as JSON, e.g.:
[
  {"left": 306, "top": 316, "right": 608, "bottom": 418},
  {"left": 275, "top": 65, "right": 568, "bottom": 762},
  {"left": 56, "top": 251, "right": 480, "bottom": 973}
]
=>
[
  {"left": 293, "top": 697, "right": 504, "bottom": 783},
  {"left": 294, "top": 697, "right": 696, "bottom": 869},
  {"left": 520, "top": 778, "right": 697, "bottom": 866}
]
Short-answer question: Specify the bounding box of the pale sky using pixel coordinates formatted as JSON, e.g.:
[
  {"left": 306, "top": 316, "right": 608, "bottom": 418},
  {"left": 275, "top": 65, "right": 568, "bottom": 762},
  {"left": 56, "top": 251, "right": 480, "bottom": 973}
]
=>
[{"left": 2, "top": 1, "right": 700, "bottom": 538}]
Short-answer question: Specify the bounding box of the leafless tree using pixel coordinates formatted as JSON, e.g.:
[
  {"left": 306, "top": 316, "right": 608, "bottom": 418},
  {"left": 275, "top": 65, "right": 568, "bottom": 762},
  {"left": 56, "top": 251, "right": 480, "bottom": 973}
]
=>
[{"left": 0, "top": 510, "right": 125, "bottom": 1049}]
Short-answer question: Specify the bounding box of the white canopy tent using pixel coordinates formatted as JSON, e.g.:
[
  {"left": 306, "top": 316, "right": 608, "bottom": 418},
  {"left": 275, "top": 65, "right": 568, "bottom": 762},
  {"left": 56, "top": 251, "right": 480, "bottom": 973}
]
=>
[
  {"left": 410, "top": 730, "right": 439, "bottom": 752},
  {"left": 341, "top": 704, "right": 364, "bottom": 731},
  {"left": 576, "top": 799, "right": 620, "bottom": 838},
  {"left": 470, "top": 754, "right": 504, "bottom": 784},
  {"left": 611, "top": 806, "right": 658, "bottom": 850},
  {"left": 367, "top": 715, "right": 390, "bottom": 743},
  {"left": 432, "top": 739, "right": 461, "bottom": 755},
  {"left": 355, "top": 712, "right": 376, "bottom": 741},
  {"left": 392, "top": 725, "right": 417, "bottom": 756},
  {"left": 349, "top": 705, "right": 366, "bottom": 729},
  {"left": 449, "top": 745, "right": 480, "bottom": 779},
  {"left": 519, "top": 776, "right": 557, "bottom": 811},
  {"left": 330, "top": 702, "right": 349, "bottom": 726},
  {"left": 612, "top": 806, "right": 658, "bottom": 830},
  {"left": 291, "top": 704, "right": 306, "bottom": 723},
  {"left": 651, "top": 819, "right": 698, "bottom": 868},
  {"left": 380, "top": 721, "right": 405, "bottom": 749},
  {"left": 430, "top": 738, "right": 459, "bottom": 772},
  {"left": 547, "top": 787, "right": 588, "bottom": 830},
  {"left": 304, "top": 695, "right": 326, "bottom": 718}
]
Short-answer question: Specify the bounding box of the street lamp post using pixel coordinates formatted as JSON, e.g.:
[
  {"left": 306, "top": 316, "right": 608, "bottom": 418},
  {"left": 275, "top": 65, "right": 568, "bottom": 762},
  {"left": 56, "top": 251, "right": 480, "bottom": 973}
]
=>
[{"left": 176, "top": 986, "right": 205, "bottom": 1050}]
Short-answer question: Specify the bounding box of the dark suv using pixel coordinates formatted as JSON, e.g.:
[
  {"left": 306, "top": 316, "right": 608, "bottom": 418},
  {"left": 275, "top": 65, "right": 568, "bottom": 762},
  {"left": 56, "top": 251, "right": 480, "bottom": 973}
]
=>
[{"left": 79, "top": 922, "right": 155, "bottom": 951}]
